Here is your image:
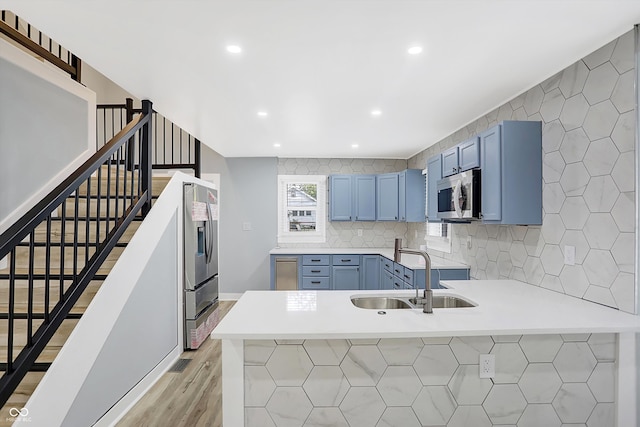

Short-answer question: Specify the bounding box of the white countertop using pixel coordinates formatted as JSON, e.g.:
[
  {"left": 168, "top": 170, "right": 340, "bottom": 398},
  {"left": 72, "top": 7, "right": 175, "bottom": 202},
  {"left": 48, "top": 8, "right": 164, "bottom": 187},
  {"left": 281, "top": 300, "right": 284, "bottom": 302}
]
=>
[
  {"left": 211, "top": 280, "right": 640, "bottom": 340},
  {"left": 269, "top": 247, "right": 468, "bottom": 270}
]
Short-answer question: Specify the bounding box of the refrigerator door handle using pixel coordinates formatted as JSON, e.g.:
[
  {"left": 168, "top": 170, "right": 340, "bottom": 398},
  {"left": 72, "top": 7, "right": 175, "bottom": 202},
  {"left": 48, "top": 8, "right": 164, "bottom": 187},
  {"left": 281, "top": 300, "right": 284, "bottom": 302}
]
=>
[{"left": 205, "top": 201, "right": 214, "bottom": 264}]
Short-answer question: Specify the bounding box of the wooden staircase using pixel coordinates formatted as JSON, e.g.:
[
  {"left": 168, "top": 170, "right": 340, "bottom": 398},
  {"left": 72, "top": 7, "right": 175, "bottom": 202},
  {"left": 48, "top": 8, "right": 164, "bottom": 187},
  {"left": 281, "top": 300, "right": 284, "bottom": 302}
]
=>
[{"left": 0, "top": 170, "right": 171, "bottom": 424}]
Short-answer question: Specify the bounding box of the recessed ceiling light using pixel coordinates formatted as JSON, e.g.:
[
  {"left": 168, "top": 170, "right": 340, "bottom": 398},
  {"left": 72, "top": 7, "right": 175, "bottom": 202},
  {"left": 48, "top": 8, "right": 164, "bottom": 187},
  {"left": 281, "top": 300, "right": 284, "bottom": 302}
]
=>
[
  {"left": 371, "top": 110, "right": 382, "bottom": 116},
  {"left": 408, "top": 46, "right": 423, "bottom": 55},
  {"left": 351, "top": 144, "right": 359, "bottom": 149},
  {"left": 257, "top": 111, "right": 268, "bottom": 117},
  {"left": 273, "top": 143, "right": 281, "bottom": 148},
  {"left": 226, "top": 45, "right": 242, "bottom": 54}
]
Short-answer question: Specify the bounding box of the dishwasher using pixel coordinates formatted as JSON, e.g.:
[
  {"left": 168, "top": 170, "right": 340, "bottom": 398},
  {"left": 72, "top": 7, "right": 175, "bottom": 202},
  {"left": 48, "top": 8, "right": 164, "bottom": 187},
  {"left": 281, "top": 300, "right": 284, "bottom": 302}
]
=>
[{"left": 274, "top": 257, "right": 298, "bottom": 290}]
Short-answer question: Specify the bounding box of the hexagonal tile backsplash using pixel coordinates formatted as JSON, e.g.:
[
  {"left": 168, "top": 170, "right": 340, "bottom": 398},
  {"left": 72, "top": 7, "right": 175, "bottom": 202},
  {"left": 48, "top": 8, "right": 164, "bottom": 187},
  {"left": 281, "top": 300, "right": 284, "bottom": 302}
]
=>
[
  {"left": 406, "top": 29, "right": 636, "bottom": 314},
  {"left": 245, "top": 335, "right": 615, "bottom": 427}
]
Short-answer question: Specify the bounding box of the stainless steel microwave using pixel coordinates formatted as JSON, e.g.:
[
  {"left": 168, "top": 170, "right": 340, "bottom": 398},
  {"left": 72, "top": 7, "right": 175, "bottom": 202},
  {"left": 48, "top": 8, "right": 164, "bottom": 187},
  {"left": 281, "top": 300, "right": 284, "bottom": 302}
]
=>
[{"left": 436, "top": 169, "right": 481, "bottom": 220}]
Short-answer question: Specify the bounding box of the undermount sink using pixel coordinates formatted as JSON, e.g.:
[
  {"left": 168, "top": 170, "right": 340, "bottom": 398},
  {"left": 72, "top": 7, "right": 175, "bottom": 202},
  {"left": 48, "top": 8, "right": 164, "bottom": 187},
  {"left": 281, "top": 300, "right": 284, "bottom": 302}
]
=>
[
  {"left": 351, "top": 295, "right": 476, "bottom": 310},
  {"left": 351, "top": 297, "right": 412, "bottom": 309}
]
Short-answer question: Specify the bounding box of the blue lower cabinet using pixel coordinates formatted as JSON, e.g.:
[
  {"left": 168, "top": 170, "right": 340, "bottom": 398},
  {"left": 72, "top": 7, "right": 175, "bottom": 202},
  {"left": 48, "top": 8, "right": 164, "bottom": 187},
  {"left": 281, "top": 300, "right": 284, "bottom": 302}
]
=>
[
  {"left": 361, "top": 255, "right": 380, "bottom": 290},
  {"left": 332, "top": 266, "right": 360, "bottom": 290},
  {"left": 381, "top": 269, "right": 394, "bottom": 290},
  {"left": 301, "top": 276, "right": 330, "bottom": 290}
]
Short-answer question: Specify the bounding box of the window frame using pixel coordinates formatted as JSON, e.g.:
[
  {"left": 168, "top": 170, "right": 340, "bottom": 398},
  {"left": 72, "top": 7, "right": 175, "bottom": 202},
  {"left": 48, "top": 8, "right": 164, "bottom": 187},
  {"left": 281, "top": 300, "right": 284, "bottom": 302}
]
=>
[
  {"left": 277, "top": 175, "right": 327, "bottom": 244},
  {"left": 423, "top": 168, "right": 452, "bottom": 253}
]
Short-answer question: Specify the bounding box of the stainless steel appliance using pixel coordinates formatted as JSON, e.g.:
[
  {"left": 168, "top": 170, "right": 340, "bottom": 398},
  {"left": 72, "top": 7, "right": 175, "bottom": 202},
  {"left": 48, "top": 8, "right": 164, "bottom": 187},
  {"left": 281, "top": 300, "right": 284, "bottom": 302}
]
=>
[
  {"left": 184, "top": 182, "right": 219, "bottom": 349},
  {"left": 436, "top": 169, "right": 481, "bottom": 220},
  {"left": 274, "top": 257, "right": 298, "bottom": 290}
]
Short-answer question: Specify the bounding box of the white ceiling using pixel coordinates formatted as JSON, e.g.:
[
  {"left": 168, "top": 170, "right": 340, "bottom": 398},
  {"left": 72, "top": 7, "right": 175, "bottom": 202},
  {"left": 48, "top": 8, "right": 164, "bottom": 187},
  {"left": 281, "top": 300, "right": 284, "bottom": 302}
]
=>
[{"left": 5, "top": 1, "right": 640, "bottom": 159}]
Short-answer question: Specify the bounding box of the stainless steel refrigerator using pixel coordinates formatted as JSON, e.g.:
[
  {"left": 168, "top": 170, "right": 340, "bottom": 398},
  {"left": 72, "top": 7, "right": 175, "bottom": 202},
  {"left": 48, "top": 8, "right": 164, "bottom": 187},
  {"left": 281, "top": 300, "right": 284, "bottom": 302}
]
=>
[{"left": 183, "top": 182, "right": 219, "bottom": 349}]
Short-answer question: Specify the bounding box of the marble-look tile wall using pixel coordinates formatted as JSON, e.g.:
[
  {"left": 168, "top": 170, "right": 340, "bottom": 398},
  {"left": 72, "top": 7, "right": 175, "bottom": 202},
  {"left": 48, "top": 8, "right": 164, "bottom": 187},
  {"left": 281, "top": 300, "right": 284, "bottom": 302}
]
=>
[
  {"left": 277, "top": 158, "right": 409, "bottom": 248},
  {"left": 244, "top": 334, "right": 616, "bottom": 427},
  {"left": 408, "top": 30, "right": 636, "bottom": 313}
]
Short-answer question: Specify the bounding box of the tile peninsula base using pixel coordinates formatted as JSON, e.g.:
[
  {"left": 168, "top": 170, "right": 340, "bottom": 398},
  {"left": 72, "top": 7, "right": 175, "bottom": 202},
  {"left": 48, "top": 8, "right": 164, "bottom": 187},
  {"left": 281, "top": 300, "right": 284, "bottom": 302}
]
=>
[{"left": 221, "top": 334, "right": 624, "bottom": 427}]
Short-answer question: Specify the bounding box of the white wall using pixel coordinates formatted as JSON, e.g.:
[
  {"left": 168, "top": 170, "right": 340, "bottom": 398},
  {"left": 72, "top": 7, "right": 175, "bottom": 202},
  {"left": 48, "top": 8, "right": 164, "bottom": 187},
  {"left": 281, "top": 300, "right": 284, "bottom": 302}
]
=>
[
  {"left": 202, "top": 148, "right": 277, "bottom": 296},
  {"left": 0, "top": 37, "right": 96, "bottom": 233}
]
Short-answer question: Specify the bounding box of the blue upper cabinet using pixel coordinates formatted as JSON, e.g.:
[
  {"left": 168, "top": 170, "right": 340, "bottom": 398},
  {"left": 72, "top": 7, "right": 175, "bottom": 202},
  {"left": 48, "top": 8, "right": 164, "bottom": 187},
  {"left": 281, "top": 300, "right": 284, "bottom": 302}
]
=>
[
  {"left": 354, "top": 175, "right": 376, "bottom": 221},
  {"left": 441, "top": 146, "right": 459, "bottom": 177},
  {"left": 426, "top": 155, "right": 442, "bottom": 223},
  {"left": 401, "top": 169, "right": 426, "bottom": 222},
  {"left": 442, "top": 137, "right": 480, "bottom": 177},
  {"left": 329, "top": 175, "right": 376, "bottom": 221},
  {"left": 480, "top": 121, "right": 542, "bottom": 225},
  {"left": 329, "top": 175, "right": 353, "bottom": 221},
  {"left": 458, "top": 137, "right": 480, "bottom": 172},
  {"left": 330, "top": 170, "right": 424, "bottom": 222},
  {"left": 376, "top": 173, "right": 399, "bottom": 221}
]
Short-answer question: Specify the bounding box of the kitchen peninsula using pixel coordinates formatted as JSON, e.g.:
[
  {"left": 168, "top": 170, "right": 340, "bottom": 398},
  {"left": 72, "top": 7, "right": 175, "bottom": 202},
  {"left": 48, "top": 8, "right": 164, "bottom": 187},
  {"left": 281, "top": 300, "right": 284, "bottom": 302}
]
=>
[{"left": 212, "top": 280, "right": 640, "bottom": 426}]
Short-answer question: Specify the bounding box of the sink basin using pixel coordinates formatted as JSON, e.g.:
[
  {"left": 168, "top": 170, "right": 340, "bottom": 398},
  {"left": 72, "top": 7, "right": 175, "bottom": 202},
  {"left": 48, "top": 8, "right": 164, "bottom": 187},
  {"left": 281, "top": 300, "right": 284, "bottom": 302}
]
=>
[
  {"left": 431, "top": 296, "right": 476, "bottom": 308},
  {"left": 351, "top": 295, "right": 476, "bottom": 309},
  {"left": 351, "top": 297, "right": 412, "bottom": 309}
]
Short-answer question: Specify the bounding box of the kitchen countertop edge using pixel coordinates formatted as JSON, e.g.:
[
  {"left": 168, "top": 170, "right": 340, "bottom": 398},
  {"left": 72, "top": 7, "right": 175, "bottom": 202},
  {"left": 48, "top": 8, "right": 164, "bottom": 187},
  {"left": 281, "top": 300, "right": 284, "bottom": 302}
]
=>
[{"left": 212, "top": 280, "right": 640, "bottom": 340}]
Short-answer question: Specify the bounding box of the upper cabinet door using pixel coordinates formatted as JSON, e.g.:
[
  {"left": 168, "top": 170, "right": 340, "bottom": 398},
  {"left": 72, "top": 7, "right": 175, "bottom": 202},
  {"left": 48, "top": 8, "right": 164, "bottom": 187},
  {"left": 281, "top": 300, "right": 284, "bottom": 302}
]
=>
[
  {"left": 376, "top": 173, "right": 399, "bottom": 221},
  {"left": 441, "top": 146, "right": 460, "bottom": 177},
  {"left": 354, "top": 175, "right": 376, "bottom": 221},
  {"left": 329, "top": 175, "right": 353, "bottom": 221},
  {"left": 426, "top": 155, "right": 442, "bottom": 223},
  {"left": 480, "top": 125, "right": 502, "bottom": 221},
  {"left": 458, "top": 137, "right": 480, "bottom": 172},
  {"left": 398, "top": 171, "right": 407, "bottom": 221}
]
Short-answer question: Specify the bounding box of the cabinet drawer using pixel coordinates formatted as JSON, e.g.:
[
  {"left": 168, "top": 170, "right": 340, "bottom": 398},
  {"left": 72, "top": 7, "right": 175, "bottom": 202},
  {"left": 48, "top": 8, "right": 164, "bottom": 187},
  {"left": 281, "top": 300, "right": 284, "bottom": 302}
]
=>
[
  {"left": 392, "top": 278, "right": 403, "bottom": 290},
  {"left": 393, "top": 262, "right": 405, "bottom": 277},
  {"left": 302, "top": 255, "right": 330, "bottom": 265},
  {"left": 402, "top": 268, "right": 414, "bottom": 284},
  {"left": 381, "top": 257, "right": 393, "bottom": 272},
  {"left": 437, "top": 268, "right": 470, "bottom": 281},
  {"left": 332, "top": 255, "right": 359, "bottom": 266},
  {"left": 302, "top": 266, "right": 330, "bottom": 277},
  {"left": 301, "top": 277, "right": 330, "bottom": 290}
]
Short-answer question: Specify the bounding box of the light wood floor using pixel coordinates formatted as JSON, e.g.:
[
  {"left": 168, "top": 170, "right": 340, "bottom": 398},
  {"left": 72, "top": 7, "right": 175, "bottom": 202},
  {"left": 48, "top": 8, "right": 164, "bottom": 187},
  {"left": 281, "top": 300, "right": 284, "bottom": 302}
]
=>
[{"left": 116, "top": 300, "right": 235, "bottom": 427}]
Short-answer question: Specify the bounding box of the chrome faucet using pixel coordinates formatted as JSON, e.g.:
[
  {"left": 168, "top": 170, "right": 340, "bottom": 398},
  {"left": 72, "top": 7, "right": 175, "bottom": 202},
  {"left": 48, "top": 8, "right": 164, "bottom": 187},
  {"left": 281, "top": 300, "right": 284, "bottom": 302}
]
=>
[{"left": 394, "top": 238, "right": 433, "bottom": 314}]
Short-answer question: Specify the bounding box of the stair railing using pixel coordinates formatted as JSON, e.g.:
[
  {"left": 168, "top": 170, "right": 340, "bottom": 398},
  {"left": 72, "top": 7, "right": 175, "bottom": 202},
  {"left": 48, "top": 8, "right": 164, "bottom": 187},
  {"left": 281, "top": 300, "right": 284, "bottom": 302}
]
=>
[
  {"left": 0, "top": 10, "right": 81, "bottom": 82},
  {"left": 0, "top": 100, "right": 153, "bottom": 406},
  {"left": 97, "top": 98, "right": 201, "bottom": 177}
]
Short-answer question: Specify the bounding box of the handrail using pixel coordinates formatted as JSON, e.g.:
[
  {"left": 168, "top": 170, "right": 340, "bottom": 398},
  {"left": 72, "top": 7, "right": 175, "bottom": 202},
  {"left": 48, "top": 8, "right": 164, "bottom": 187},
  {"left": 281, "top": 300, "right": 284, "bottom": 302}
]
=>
[
  {"left": 0, "top": 11, "right": 81, "bottom": 81},
  {"left": 0, "top": 100, "right": 154, "bottom": 406},
  {"left": 0, "top": 114, "right": 145, "bottom": 260},
  {"left": 97, "top": 98, "right": 201, "bottom": 177}
]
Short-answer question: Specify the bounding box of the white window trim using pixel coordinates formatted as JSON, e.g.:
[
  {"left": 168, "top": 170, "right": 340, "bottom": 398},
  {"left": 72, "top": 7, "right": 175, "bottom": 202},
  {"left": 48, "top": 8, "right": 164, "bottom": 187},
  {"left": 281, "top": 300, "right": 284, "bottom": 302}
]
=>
[
  {"left": 423, "top": 168, "right": 452, "bottom": 253},
  {"left": 277, "top": 175, "right": 327, "bottom": 244}
]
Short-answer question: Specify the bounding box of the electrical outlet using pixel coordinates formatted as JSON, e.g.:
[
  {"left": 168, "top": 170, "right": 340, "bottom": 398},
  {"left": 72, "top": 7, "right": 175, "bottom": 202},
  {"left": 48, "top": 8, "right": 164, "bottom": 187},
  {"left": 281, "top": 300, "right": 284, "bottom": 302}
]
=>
[
  {"left": 564, "top": 245, "right": 575, "bottom": 265},
  {"left": 479, "top": 354, "right": 495, "bottom": 378},
  {"left": 467, "top": 236, "right": 472, "bottom": 250},
  {"left": 357, "top": 229, "right": 363, "bottom": 237}
]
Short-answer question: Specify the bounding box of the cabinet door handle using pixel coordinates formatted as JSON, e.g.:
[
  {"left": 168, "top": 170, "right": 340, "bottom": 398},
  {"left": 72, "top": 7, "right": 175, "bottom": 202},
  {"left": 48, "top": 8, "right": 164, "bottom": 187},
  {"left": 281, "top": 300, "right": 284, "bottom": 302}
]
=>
[
  {"left": 404, "top": 275, "right": 410, "bottom": 279},
  {"left": 311, "top": 270, "right": 321, "bottom": 273},
  {"left": 311, "top": 259, "right": 321, "bottom": 262},
  {"left": 342, "top": 259, "right": 351, "bottom": 263},
  {"left": 311, "top": 281, "right": 321, "bottom": 284}
]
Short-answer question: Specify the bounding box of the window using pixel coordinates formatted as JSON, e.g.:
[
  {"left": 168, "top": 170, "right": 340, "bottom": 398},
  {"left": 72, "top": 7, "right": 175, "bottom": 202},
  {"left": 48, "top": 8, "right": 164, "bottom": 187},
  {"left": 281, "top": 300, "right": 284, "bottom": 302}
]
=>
[
  {"left": 423, "top": 168, "right": 452, "bottom": 253},
  {"left": 277, "top": 175, "right": 326, "bottom": 244}
]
